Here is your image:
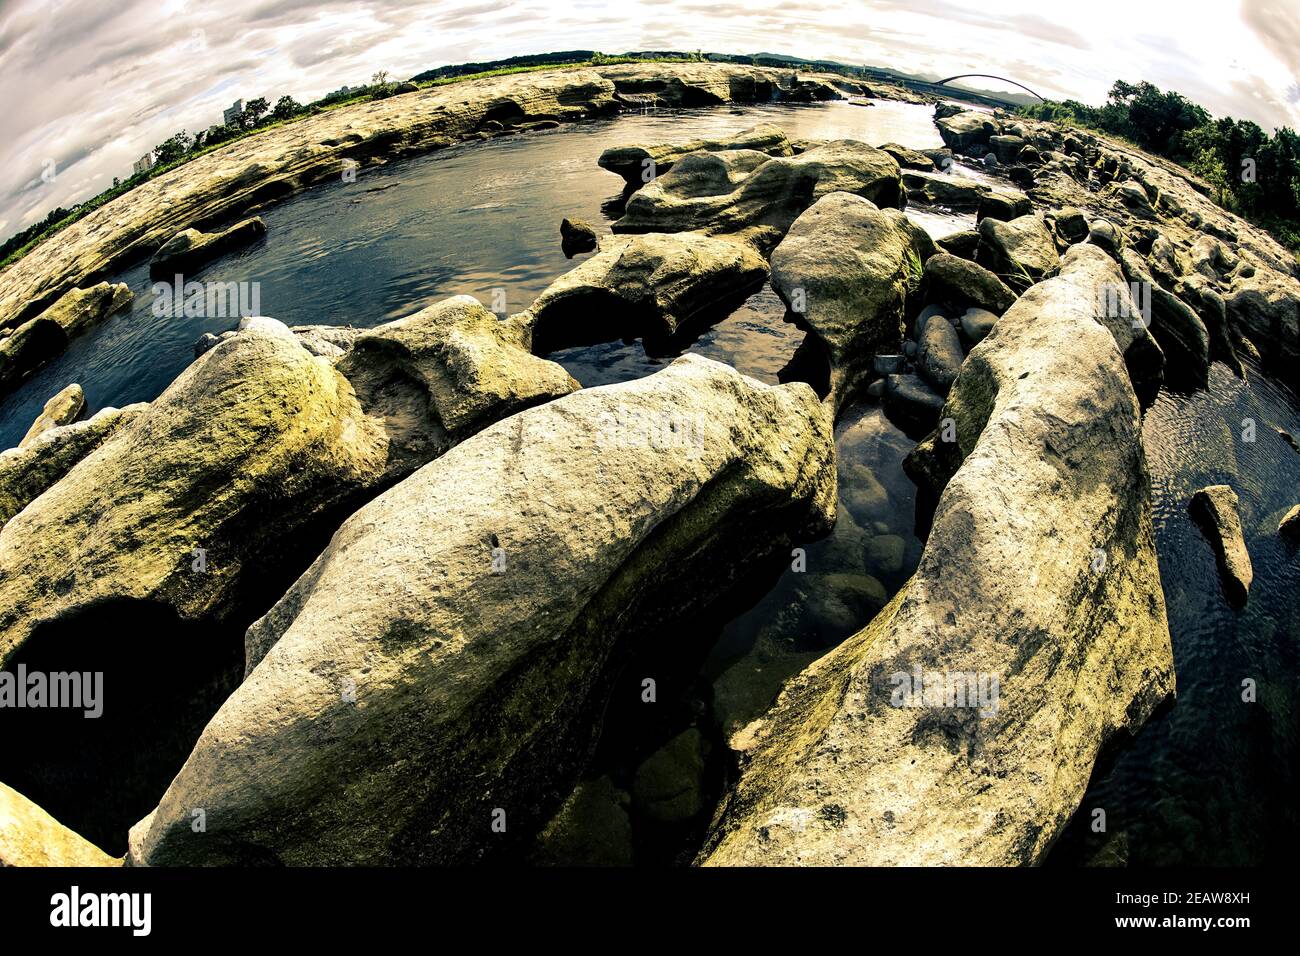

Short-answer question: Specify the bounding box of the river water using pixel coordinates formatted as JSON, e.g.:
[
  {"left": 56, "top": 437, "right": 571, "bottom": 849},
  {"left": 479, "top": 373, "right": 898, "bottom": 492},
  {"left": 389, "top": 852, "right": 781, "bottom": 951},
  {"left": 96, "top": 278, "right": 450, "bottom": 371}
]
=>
[{"left": 1, "top": 98, "right": 1295, "bottom": 865}]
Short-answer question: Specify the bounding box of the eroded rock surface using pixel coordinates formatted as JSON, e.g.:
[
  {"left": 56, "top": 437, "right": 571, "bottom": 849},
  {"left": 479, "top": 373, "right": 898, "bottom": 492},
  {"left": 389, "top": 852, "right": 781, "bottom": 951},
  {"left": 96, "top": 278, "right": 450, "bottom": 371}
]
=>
[
  {"left": 768, "top": 192, "right": 929, "bottom": 412},
  {"left": 0, "top": 296, "right": 576, "bottom": 665},
  {"left": 614, "top": 141, "right": 904, "bottom": 251},
  {"left": 598, "top": 123, "right": 793, "bottom": 187},
  {"left": 1189, "top": 484, "right": 1253, "bottom": 607},
  {"left": 0, "top": 782, "right": 118, "bottom": 867},
  {"left": 149, "top": 217, "right": 267, "bottom": 279},
  {"left": 701, "top": 244, "right": 1174, "bottom": 866},
  {"left": 128, "top": 355, "right": 835, "bottom": 866},
  {"left": 511, "top": 232, "right": 769, "bottom": 354},
  {"left": 18, "top": 383, "right": 84, "bottom": 448},
  {"left": 0, "top": 404, "right": 145, "bottom": 530},
  {"left": 0, "top": 283, "right": 132, "bottom": 396}
]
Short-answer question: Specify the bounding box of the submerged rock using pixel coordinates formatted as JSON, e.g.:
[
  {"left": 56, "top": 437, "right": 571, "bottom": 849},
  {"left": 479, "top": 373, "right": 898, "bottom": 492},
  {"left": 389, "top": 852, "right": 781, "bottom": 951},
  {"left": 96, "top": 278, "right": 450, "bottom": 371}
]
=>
[
  {"left": 149, "top": 217, "right": 267, "bottom": 280},
  {"left": 1189, "top": 485, "right": 1253, "bottom": 607},
  {"left": 701, "top": 243, "right": 1174, "bottom": 867},
  {"left": 18, "top": 383, "right": 84, "bottom": 448},
  {"left": 512, "top": 231, "right": 769, "bottom": 354},
  {"left": 127, "top": 355, "right": 836, "bottom": 866},
  {"left": 560, "top": 217, "right": 599, "bottom": 257},
  {"left": 768, "top": 192, "right": 929, "bottom": 412},
  {"left": 0, "top": 781, "right": 118, "bottom": 867},
  {"left": 881, "top": 372, "right": 944, "bottom": 439},
  {"left": 632, "top": 728, "right": 708, "bottom": 824},
  {"left": 0, "top": 283, "right": 133, "bottom": 397},
  {"left": 531, "top": 777, "right": 633, "bottom": 866},
  {"left": 597, "top": 123, "right": 793, "bottom": 187},
  {"left": 613, "top": 140, "right": 904, "bottom": 251},
  {"left": 0, "top": 296, "right": 577, "bottom": 667}
]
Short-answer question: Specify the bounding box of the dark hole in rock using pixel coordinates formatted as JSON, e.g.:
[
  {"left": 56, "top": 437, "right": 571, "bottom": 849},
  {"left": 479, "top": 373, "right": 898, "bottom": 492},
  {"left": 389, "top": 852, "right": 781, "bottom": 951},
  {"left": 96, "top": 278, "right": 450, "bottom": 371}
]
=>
[
  {"left": 778, "top": 331, "right": 832, "bottom": 401},
  {"left": 0, "top": 600, "right": 244, "bottom": 855}
]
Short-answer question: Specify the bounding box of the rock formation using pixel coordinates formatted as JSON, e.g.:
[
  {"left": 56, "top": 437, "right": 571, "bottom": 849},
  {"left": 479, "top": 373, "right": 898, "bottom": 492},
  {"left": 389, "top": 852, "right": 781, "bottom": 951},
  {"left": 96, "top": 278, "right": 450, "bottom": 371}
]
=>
[
  {"left": 511, "top": 232, "right": 769, "bottom": 354},
  {"left": 0, "top": 782, "right": 119, "bottom": 867},
  {"left": 128, "top": 355, "right": 835, "bottom": 866},
  {"left": 613, "top": 141, "right": 904, "bottom": 251},
  {"left": 17, "top": 383, "right": 84, "bottom": 447},
  {"left": 1189, "top": 484, "right": 1253, "bottom": 607},
  {"left": 768, "top": 192, "right": 930, "bottom": 413},
  {"left": 598, "top": 123, "right": 793, "bottom": 187},
  {"left": 701, "top": 244, "right": 1174, "bottom": 866},
  {"left": 0, "top": 298, "right": 577, "bottom": 667},
  {"left": 0, "top": 283, "right": 132, "bottom": 397},
  {"left": 149, "top": 217, "right": 267, "bottom": 279}
]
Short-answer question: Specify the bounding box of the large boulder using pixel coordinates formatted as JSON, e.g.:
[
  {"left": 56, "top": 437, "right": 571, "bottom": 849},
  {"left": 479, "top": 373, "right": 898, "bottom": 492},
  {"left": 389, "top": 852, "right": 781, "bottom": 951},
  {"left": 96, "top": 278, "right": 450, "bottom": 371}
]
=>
[
  {"left": 936, "top": 110, "right": 998, "bottom": 151},
  {"left": 878, "top": 142, "right": 935, "bottom": 171},
  {"left": 510, "top": 232, "right": 769, "bottom": 355},
  {"left": 700, "top": 244, "right": 1174, "bottom": 866},
  {"left": 916, "top": 313, "right": 964, "bottom": 395},
  {"left": 920, "top": 252, "right": 1017, "bottom": 316},
  {"left": 18, "top": 383, "right": 84, "bottom": 447},
  {"left": 1224, "top": 263, "right": 1300, "bottom": 373},
  {"left": 1189, "top": 485, "right": 1253, "bottom": 607},
  {"left": 0, "top": 782, "right": 118, "bottom": 867},
  {"left": 613, "top": 141, "right": 904, "bottom": 252},
  {"left": 127, "top": 355, "right": 836, "bottom": 866},
  {"left": 0, "top": 297, "right": 577, "bottom": 664},
  {"left": 0, "top": 283, "right": 132, "bottom": 397},
  {"left": 149, "top": 217, "right": 267, "bottom": 280},
  {"left": 768, "top": 192, "right": 929, "bottom": 412},
  {"left": 975, "top": 214, "right": 1060, "bottom": 290},
  {"left": 0, "top": 404, "right": 145, "bottom": 530},
  {"left": 976, "top": 189, "right": 1031, "bottom": 224},
  {"left": 1121, "top": 249, "right": 1209, "bottom": 388},
  {"left": 598, "top": 123, "right": 794, "bottom": 187},
  {"left": 902, "top": 170, "right": 987, "bottom": 210}
]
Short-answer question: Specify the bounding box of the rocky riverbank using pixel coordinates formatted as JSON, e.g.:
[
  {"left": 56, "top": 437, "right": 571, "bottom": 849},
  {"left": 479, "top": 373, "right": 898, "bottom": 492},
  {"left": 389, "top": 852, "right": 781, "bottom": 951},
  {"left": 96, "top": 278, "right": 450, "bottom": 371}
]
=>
[{"left": 3, "top": 69, "right": 1298, "bottom": 867}]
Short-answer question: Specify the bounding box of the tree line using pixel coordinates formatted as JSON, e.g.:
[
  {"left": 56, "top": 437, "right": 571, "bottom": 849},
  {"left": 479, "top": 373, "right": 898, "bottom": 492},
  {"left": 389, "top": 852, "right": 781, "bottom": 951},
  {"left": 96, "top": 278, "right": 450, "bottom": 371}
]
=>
[
  {"left": 1021, "top": 80, "right": 1300, "bottom": 250},
  {"left": 1, "top": 74, "right": 398, "bottom": 267}
]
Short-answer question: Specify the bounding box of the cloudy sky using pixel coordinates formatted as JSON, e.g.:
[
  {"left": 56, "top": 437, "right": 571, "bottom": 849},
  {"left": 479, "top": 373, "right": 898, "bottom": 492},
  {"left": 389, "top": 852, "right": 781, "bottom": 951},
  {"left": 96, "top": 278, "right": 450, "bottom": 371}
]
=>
[{"left": 1, "top": 0, "right": 1297, "bottom": 243}]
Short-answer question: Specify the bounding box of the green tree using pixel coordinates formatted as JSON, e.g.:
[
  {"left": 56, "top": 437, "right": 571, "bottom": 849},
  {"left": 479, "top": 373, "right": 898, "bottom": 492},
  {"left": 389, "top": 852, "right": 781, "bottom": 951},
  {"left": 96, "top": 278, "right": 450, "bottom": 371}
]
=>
[
  {"left": 243, "top": 97, "right": 270, "bottom": 127},
  {"left": 152, "top": 130, "right": 193, "bottom": 165},
  {"left": 272, "top": 95, "right": 302, "bottom": 120}
]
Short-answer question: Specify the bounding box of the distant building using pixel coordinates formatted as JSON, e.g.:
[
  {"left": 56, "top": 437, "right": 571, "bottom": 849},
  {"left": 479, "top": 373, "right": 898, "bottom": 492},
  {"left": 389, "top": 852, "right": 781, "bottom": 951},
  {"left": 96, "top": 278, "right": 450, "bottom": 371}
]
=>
[
  {"left": 132, "top": 152, "right": 155, "bottom": 176},
  {"left": 222, "top": 99, "right": 244, "bottom": 125},
  {"left": 330, "top": 85, "right": 353, "bottom": 98}
]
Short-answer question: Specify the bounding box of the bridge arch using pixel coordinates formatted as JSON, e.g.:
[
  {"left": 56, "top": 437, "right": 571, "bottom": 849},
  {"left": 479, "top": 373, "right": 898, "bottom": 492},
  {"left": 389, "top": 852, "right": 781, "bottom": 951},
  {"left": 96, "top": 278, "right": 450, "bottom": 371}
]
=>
[{"left": 935, "top": 74, "right": 1045, "bottom": 102}]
